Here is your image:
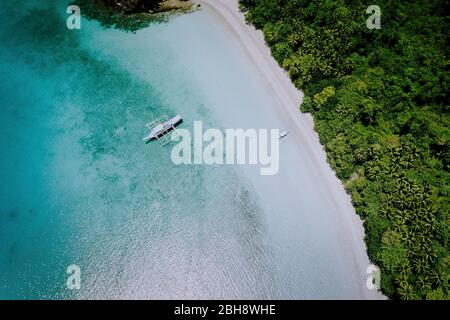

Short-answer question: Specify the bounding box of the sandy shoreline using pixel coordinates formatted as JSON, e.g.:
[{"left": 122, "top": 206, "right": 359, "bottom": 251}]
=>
[{"left": 196, "top": 0, "right": 384, "bottom": 299}]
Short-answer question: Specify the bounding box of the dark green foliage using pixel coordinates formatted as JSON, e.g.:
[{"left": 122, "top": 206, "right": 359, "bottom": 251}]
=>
[
  {"left": 101, "top": 0, "right": 164, "bottom": 13},
  {"left": 73, "top": 0, "right": 193, "bottom": 32},
  {"left": 74, "top": 0, "right": 168, "bottom": 32},
  {"left": 241, "top": 0, "right": 449, "bottom": 299}
]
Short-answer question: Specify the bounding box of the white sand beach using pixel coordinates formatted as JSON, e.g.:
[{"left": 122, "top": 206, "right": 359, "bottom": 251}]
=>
[{"left": 196, "top": 0, "right": 385, "bottom": 299}]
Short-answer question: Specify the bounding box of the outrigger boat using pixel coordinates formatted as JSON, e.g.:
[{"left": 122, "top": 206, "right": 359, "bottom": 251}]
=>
[{"left": 143, "top": 114, "right": 182, "bottom": 144}]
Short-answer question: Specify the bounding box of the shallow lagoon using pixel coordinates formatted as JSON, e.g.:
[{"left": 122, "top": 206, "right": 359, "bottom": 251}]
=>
[{"left": 0, "top": 1, "right": 372, "bottom": 298}]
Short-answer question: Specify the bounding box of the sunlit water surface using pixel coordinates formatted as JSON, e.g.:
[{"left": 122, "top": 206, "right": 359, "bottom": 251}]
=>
[{"left": 0, "top": 0, "right": 370, "bottom": 299}]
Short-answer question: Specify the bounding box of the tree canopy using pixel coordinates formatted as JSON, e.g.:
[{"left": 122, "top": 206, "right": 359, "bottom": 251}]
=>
[{"left": 240, "top": 0, "right": 449, "bottom": 299}]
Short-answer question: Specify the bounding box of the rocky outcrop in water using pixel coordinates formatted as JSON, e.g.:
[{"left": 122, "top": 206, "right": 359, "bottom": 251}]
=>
[
  {"left": 101, "top": 0, "right": 192, "bottom": 13},
  {"left": 75, "top": 0, "right": 194, "bottom": 32},
  {"left": 102, "top": 0, "right": 163, "bottom": 13}
]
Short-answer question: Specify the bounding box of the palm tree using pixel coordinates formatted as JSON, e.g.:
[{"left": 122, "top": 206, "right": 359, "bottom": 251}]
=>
[
  {"left": 282, "top": 56, "right": 301, "bottom": 78},
  {"left": 417, "top": 275, "right": 432, "bottom": 291},
  {"left": 429, "top": 269, "right": 445, "bottom": 287},
  {"left": 287, "top": 33, "right": 300, "bottom": 48},
  {"left": 397, "top": 281, "right": 416, "bottom": 300},
  {"left": 412, "top": 256, "right": 429, "bottom": 274}
]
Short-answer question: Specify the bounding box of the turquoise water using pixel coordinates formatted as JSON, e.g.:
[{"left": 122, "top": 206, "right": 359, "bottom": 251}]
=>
[{"left": 0, "top": 1, "right": 373, "bottom": 299}]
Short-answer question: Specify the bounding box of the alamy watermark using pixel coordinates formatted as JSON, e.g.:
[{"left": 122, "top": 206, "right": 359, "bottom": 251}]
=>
[
  {"left": 66, "top": 264, "right": 81, "bottom": 290},
  {"left": 366, "top": 5, "right": 381, "bottom": 29},
  {"left": 366, "top": 264, "right": 381, "bottom": 290},
  {"left": 170, "top": 121, "right": 280, "bottom": 176},
  {"left": 66, "top": 5, "right": 81, "bottom": 30}
]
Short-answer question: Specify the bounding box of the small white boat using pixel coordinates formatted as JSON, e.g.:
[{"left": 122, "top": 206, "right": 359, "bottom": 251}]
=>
[
  {"left": 143, "top": 114, "right": 182, "bottom": 143},
  {"left": 279, "top": 130, "right": 289, "bottom": 139}
]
